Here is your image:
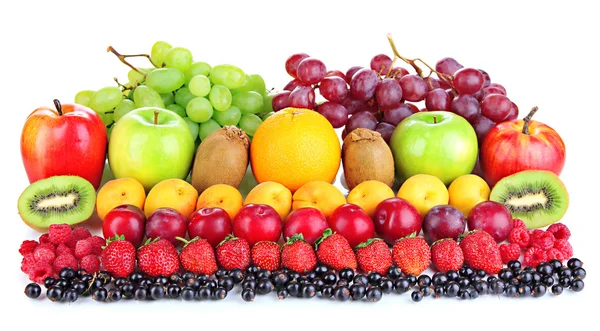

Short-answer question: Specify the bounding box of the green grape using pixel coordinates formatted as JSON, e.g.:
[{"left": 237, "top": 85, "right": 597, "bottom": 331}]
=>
[
  {"left": 238, "top": 114, "right": 262, "bottom": 136},
  {"left": 261, "top": 92, "right": 275, "bottom": 113},
  {"left": 133, "top": 85, "right": 165, "bottom": 108},
  {"left": 183, "top": 117, "right": 199, "bottom": 140},
  {"left": 151, "top": 41, "right": 172, "bottom": 67},
  {"left": 209, "top": 85, "right": 232, "bottom": 111},
  {"left": 232, "top": 91, "right": 263, "bottom": 114},
  {"left": 210, "top": 64, "right": 246, "bottom": 89},
  {"left": 199, "top": 119, "right": 222, "bottom": 140},
  {"left": 186, "top": 97, "right": 213, "bottom": 123},
  {"left": 75, "top": 90, "right": 95, "bottom": 107},
  {"left": 185, "top": 62, "right": 212, "bottom": 84},
  {"left": 166, "top": 104, "right": 186, "bottom": 118},
  {"left": 188, "top": 75, "right": 211, "bottom": 97},
  {"left": 174, "top": 87, "right": 195, "bottom": 108},
  {"left": 250, "top": 74, "right": 267, "bottom": 96},
  {"left": 144, "top": 68, "right": 185, "bottom": 93},
  {"left": 89, "top": 86, "right": 123, "bottom": 113},
  {"left": 165, "top": 47, "right": 193, "bottom": 72},
  {"left": 230, "top": 75, "right": 253, "bottom": 94},
  {"left": 212, "top": 105, "right": 242, "bottom": 126},
  {"left": 161, "top": 92, "right": 175, "bottom": 106},
  {"left": 261, "top": 112, "right": 274, "bottom": 121},
  {"left": 99, "top": 112, "right": 115, "bottom": 127},
  {"left": 114, "top": 99, "right": 136, "bottom": 122},
  {"left": 128, "top": 68, "right": 153, "bottom": 85}
]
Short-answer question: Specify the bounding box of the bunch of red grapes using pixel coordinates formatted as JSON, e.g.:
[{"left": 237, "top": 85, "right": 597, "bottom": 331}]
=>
[{"left": 273, "top": 52, "right": 518, "bottom": 145}]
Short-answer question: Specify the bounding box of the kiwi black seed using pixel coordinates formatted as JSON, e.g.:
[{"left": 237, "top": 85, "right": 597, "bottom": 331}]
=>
[
  {"left": 17, "top": 175, "right": 96, "bottom": 231},
  {"left": 342, "top": 128, "right": 395, "bottom": 191},
  {"left": 489, "top": 170, "right": 568, "bottom": 229}
]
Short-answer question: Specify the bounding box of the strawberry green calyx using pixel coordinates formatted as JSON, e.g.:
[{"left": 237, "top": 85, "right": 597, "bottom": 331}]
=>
[
  {"left": 102, "top": 234, "right": 125, "bottom": 248},
  {"left": 217, "top": 234, "right": 238, "bottom": 248},
  {"left": 314, "top": 228, "right": 333, "bottom": 249},
  {"left": 355, "top": 238, "right": 384, "bottom": 250},
  {"left": 176, "top": 236, "right": 200, "bottom": 248},
  {"left": 285, "top": 234, "right": 306, "bottom": 245},
  {"left": 138, "top": 237, "right": 161, "bottom": 250}
]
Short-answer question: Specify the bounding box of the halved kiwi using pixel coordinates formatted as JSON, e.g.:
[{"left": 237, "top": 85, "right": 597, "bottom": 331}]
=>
[
  {"left": 490, "top": 170, "right": 568, "bottom": 229},
  {"left": 17, "top": 176, "right": 96, "bottom": 232}
]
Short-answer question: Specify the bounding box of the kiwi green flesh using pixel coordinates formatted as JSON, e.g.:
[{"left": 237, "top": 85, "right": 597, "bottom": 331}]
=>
[
  {"left": 18, "top": 175, "right": 96, "bottom": 230},
  {"left": 490, "top": 170, "right": 568, "bottom": 229}
]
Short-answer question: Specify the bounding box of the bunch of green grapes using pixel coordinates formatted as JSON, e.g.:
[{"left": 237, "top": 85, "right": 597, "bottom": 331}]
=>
[{"left": 75, "top": 41, "right": 275, "bottom": 146}]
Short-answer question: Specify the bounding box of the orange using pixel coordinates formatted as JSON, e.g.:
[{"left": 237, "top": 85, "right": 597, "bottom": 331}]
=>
[
  {"left": 196, "top": 184, "right": 243, "bottom": 219},
  {"left": 397, "top": 174, "right": 449, "bottom": 217},
  {"left": 448, "top": 174, "right": 490, "bottom": 217},
  {"left": 292, "top": 181, "right": 346, "bottom": 219},
  {"left": 96, "top": 178, "right": 146, "bottom": 220},
  {"left": 244, "top": 182, "right": 292, "bottom": 221},
  {"left": 346, "top": 180, "right": 395, "bottom": 218},
  {"left": 250, "top": 108, "right": 341, "bottom": 192},
  {"left": 144, "top": 179, "right": 198, "bottom": 219}
]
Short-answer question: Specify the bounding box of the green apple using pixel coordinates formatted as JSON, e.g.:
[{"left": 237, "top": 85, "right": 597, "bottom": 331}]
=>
[
  {"left": 390, "top": 111, "right": 478, "bottom": 186},
  {"left": 108, "top": 107, "right": 195, "bottom": 191}
]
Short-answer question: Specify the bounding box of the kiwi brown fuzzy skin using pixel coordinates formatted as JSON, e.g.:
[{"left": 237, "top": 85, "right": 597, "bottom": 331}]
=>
[
  {"left": 191, "top": 126, "right": 250, "bottom": 195},
  {"left": 342, "top": 128, "right": 395, "bottom": 191}
]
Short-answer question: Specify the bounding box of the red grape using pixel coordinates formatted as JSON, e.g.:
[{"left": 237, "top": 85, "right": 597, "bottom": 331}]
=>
[
  {"left": 479, "top": 69, "right": 491, "bottom": 88},
  {"left": 346, "top": 111, "right": 378, "bottom": 133},
  {"left": 326, "top": 70, "right": 347, "bottom": 81},
  {"left": 341, "top": 97, "right": 378, "bottom": 115},
  {"left": 297, "top": 58, "right": 327, "bottom": 85},
  {"left": 453, "top": 68, "right": 484, "bottom": 95},
  {"left": 283, "top": 79, "right": 304, "bottom": 91},
  {"left": 483, "top": 86, "right": 505, "bottom": 98},
  {"left": 375, "top": 122, "right": 396, "bottom": 144},
  {"left": 472, "top": 88, "right": 484, "bottom": 101},
  {"left": 450, "top": 94, "right": 481, "bottom": 123},
  {"left": 319, "top": 76, "right": 348, "bottom": 103},
  {"left": 390, "top": 67, "right": 409, "bottom": 80},
  {"left": 406, "top": 103, "right": 420, "bottom": 113},
  {"left": 399, "top": 75, "right": 428, "bottom": 102},
  {"left": 341, "top": 129, "right": 348, "bottom": 140},
  {"left": 289, "top": 86, "right": 315, "bottom": 109},
  {"left": 345, "top": 66, "right": 363, "bottom": 84},
  {"left": 435, "top": 57, "right": 463, "bottom": 76},
  {"left": 506, "top": 102, "right": 519, "bottom": 121},
  {"left": 350, "top": 68, "right": 379, "bottom": 101},
  {"left": 425, "top": 88, "right": 451, "bottom": 111},
  {"left": 382, "top": 104, "right": 416, "bottom": 125},
  {"left": 285, "top": 53, "right": 310, "bottom": 78},
  {"left": 424, "top": 77, "right": 441, "bottom": 91},
  {"left": 316, "top": 102, "right": 348, "bottom": 128},
  {"left": 489, "top": 83, "right": 506, "bottom": 95},
  {"left": 370, "top": 54, "right": 393, "bottom": 75},
  {"left": 375, "top": 78, "right": 403, "bottom": 108},
  {"left": 272, "top": 91, "right": 291, "bottom": 111},
  {"left": 481, "top": 94, "right": 512, "bottom": 122},
  {"left": 471, "top": 115, "right": 496, "bottom": 145}
]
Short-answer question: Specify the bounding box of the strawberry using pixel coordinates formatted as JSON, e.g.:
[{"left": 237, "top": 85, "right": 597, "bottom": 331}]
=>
[
  {"left": 355, "top": 238, "right": 393, "bottom": 275},
  {"left": 392, "top": 235, "right": 431, "bottom": 276},
  {"left": 459, "top": 230, "right": 502, "bottom": 274},
  {"left": 137, "top": 238, "right": 180, "bottom": 277},
  {"left": 251, "top": 241, "right": 281, "bottom": 271},
  {"left": 281, "top": 234, "right": 316, "bottom": 273},
  {"left": 101, "top": 235, "right": 136, "bottom": 278},
  {"left": 431, "top": 238, "right": 463, "bottom": 273},
  {"left": 178, "top": 237, "right": 218, "bottom": 275},
  {"left": 315, "top": 229, "right": 357, "bottom": 271},
  {"left": 216, "top": 235, "right": 251, "bottom": 271}
]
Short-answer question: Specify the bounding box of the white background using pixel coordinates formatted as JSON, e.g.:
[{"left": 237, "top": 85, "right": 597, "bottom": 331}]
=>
[{"left": 1, "top": 0, "right": 597, "bottom": 329}]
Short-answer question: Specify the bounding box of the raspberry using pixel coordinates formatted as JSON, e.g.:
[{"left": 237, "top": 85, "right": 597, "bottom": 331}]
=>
[
  {"left": 513, "top": 218, "right": 527, "bottom": 230},
  {"left": 28, "top": 261, "right": 54, "bottom": 284},
  {"left": 508, "top": 227, "right": 530, "bottom": 249},
  {"left": 499, "top": 243, "right": 521, "bottom": 264},
  {"left": 524, "top": 246, "right": 548, "bottom": 267},
  {"left": 52, "top": 254, "right": 79, "bottom": 273},
  {"left": 80, "top": 255, "right": 100, "bottom": 274},
  {"left": 88, "top": 236, "right": 106, "bottom": 255},
  {"left": 48, "top": 224, "right": 72, "bottom": 245},
  {"left": 19, "top": 240, "right": 39, "bottom": 256},
  {"left": 553, "top": 239, "right": 573, "bottom": 260},
  {"left": 38, "top": 233, "right": 50, "bottom": 244},
  {"left": 21, "top": 253, "right": 36, "bottom": 274},
  {"left": 56, "top": 243, "right": 74, "bottom": 256},
  {"left": 37, "top": 242, "right": 56, "bottom": 252},
  {"left": 545, "top": 248, "right": 565, "bottom": 262},
  {"left": 75, "top": 240, "right": 93, "bottom": 259},
  {"left": 530, "top": 230, "right": 555, "bottom": 250},
  {"left": 33, "top": 246, "right": 56, "bottom": 264},
  {"left": 72, "top": 227, "right": 92, "bottom": 241},
  {"left": 64, "top": 235, "right": 78, "bottom": 249},
  {"left": 546, "top": 223, "right": 571, "bottom": 240}
]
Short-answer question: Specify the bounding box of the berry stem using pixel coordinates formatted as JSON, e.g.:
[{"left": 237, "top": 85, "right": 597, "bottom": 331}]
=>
[
  {"left": 154, "top": 109, "right": 159, "bottom": 125},
  {"left": 113, "top": 77, "right": 134, "bottom": 91},
  {"left": 522, "top": 106, "right": 539, "bottom": 135},
  {"left": 106, "top": 46, "right": 151, "bottom": 74},
  {"left": 53, "top": 99, "right": 62, "bottom": 116}
]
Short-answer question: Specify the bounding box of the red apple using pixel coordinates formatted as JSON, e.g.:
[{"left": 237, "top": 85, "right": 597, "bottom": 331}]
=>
[
  {"left": 188, "top": 207, "right": 232, "bottom": 248},
  {"left": 328, "top": 204, "right": 375, "bottom": 248},
  {"left": 480, "top": 107, "right": 566, "bottom": 186},
  {"left": 20, "top": 100, "right": 107, "bottom": 190},
  {"left": 102, "top": 205, "right": 146, "bottom": 247},
  {"left": 373, "top": 198, "right": 422, "bottom": 245},
  {"left": 422, "top": 205, "right": 466, "bottom": 244},
  {"left": 284, "top": 208, "right": 328, "bottom": 245},
  {"left": 467, "top": 201, "right": 513, "bottom": 242},
  {"left": 232, "top": 204, "right": 282, "bottom": 247},
  {"left": 145, "top": 208, "right": 187, "bottom": 245}
]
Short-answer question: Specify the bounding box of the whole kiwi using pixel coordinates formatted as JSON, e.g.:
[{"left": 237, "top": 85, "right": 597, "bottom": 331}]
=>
[
  {"left": 342, "top": 128, "right": 395, "bottom": 190},
  {"left": 191, "top": 126, "right": 250, "bottom": 194}
]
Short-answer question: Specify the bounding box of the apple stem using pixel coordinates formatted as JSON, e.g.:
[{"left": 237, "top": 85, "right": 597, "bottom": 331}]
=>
[
  {"left": 53, "top": 99, "right": 62, "bottom": 116},
  {"left": 106, "top": 46, "right": 152, "bottom": 74},
  {"left": 154, "top": 110, "right": 159, "bottom": 125},
  {"left": 433, "top": 115, "right": 438, "bottom": 124},
  {"left": 522, "top": 106, "right": 539, "bottom": 135}
]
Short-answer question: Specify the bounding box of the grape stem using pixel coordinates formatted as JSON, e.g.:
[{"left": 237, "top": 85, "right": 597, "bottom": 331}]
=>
[
  {"left": 53, "top": 99, "right": 62, "bottom": 116},
  {"left": 113, "top": 77, "right": 134, "bottom": 92},
  {"left": 522, "top": 106, "right": 539, "bottom": 135},
  {"left": 107, "top": 46, "right": 150, "bottom": 75}
]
